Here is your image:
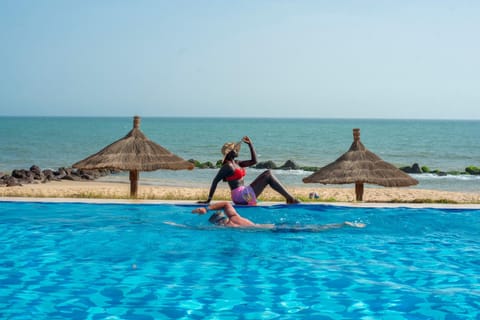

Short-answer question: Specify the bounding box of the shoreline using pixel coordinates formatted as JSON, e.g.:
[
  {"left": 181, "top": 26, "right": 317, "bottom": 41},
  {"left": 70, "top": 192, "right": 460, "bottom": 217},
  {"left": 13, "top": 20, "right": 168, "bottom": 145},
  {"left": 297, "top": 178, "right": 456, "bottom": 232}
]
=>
[{"left": 1, "top": 180, "right": 479, "bottom": 205}]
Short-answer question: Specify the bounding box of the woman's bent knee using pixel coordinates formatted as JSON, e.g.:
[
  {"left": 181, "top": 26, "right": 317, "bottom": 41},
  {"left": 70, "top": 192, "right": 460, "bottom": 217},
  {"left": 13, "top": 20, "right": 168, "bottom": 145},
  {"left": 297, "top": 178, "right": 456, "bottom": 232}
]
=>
[{"left": 261, "top": 169, "right": 272, "bottom": 177}]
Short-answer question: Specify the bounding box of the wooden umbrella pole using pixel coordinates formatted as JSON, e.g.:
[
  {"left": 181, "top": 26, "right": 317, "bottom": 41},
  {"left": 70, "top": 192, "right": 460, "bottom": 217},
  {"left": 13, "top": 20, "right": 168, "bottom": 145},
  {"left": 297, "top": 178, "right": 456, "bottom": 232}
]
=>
[
  {"left": 355, "top": 182, "right": 364, "bottom": 201},
  {"left": 353, "top": 128, "right": 360, "bottom": 141},
  {"left": 130, "top": 170, "right": 139, "bottom": 197},
  {"left": 133, "top": 115, "right": 140, "bottom": 128}
]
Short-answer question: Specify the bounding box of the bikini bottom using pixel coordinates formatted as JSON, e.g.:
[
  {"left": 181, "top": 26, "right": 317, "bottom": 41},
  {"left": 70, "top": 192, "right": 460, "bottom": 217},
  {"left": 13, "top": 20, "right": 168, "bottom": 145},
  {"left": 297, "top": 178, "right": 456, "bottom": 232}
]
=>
[{"left": 231, "top": 185, "right": 257, "bottom": 205}]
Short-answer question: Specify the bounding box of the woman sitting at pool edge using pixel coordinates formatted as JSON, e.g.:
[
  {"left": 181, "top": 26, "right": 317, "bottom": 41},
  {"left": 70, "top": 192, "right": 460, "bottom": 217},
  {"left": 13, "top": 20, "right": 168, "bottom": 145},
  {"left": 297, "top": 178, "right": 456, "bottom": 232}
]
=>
[
  {"left": 198, "top": 136, "right": 300, "bottom": 205},
  {"left": 192, "top": 202, "right": 366, "bottom": 231}
]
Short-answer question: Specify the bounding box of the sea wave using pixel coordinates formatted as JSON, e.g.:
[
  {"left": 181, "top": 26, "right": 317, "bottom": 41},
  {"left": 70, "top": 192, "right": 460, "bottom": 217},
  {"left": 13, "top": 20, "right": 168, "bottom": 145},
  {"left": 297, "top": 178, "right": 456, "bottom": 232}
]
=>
[{"left": 412, "top": 173, "right": 480, "bottom": 181}]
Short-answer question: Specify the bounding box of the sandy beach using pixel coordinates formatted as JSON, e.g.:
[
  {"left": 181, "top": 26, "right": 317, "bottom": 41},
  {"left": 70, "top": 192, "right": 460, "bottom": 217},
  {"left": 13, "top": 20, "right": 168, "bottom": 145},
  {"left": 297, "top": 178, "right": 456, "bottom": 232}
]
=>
[{"left": 1, "top": 180, "right": 479, "bottom": 204}]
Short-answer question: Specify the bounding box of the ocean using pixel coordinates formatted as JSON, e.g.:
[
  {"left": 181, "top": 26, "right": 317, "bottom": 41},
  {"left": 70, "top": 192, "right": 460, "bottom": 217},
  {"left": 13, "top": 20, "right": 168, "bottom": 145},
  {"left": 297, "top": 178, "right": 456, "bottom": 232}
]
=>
[{"left": 0, "top": 117, "right": 479, "bottom": 192}]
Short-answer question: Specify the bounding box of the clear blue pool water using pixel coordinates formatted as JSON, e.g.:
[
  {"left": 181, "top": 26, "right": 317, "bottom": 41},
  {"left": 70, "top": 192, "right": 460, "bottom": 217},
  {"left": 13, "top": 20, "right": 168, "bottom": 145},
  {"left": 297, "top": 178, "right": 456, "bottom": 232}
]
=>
[{"left": 0, "top": 202, "right": 479, "bottom": 320}]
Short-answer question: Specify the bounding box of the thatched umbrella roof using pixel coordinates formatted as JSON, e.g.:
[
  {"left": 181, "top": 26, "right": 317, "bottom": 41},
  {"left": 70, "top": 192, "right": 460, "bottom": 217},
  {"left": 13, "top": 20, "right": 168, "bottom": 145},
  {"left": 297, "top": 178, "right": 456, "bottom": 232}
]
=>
[
  {"left": 303, "top": 128, "right": 418, "bottom": 201},
  {"left": 73, "top": 116, "right": 194, "bottom": 197}
]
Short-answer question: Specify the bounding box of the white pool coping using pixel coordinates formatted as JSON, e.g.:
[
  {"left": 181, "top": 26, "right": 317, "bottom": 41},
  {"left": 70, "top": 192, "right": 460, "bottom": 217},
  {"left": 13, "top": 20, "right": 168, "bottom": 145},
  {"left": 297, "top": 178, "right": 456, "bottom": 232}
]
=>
[{"left": 1, "top": 197, "right": 480, "bottom": 209}]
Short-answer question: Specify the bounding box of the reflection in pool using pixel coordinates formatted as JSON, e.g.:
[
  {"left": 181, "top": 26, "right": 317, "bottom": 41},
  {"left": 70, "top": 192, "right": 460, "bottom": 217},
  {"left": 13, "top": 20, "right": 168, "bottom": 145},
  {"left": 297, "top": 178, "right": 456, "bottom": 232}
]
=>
[{"left": 0, "top": 202, "right": 478, "bottom": 319}]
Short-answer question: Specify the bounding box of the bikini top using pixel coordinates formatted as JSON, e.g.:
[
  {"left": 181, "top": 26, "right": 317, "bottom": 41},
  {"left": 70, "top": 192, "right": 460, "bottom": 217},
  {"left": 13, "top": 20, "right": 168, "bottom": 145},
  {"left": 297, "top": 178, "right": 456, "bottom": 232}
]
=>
[{"left": 225, "top": 167, "right": 246, "bottom": 181}]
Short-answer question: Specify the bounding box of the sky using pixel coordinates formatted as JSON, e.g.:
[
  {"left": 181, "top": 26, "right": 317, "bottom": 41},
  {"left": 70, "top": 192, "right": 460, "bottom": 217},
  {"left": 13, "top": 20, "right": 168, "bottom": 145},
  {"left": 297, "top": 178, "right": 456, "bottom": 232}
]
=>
[{"left": 0, "top": 0, "right": 479, "bottom": 119}]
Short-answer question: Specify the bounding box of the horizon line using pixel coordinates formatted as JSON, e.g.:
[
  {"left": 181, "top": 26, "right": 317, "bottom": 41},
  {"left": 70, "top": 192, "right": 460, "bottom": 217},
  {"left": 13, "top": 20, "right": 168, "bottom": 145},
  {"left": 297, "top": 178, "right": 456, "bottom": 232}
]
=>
[{"left": 1, "top": 115, "right": 479, "bottom": 121}]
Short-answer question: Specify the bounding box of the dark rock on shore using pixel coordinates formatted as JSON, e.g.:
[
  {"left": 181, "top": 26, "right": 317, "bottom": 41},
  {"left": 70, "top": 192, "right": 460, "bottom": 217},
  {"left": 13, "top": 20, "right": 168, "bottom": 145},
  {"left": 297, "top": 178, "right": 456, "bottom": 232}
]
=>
[
  {"left": 400, "top": 163, "right": 422, "bottom": 174},
  {"left": 3, "top": 176, "right": 22, "bottom": 187},
  {"left": 279, "top": 160, "right": 300, "bottom": 170},
  {"left": 61, "top": 174, "right": 82, "bottom": 181},
  {"left": 0, "top": 165, "right": 118, "bottom": 187},
  {"left": 466, "top": 166, "right": 480, "bottom": 175},
  {"left": 400, "top": 163, "right": 480, "bottom": 176},
  {"left": 42, "top": 169, "right": 58, "bottom": 182},
  {"left": 11, "top": 169, "right": 34, "bottom": 183},
  {"left": 254, "top": 161, "right": 277, "bottom": 169},
  {"left": 30, "top": 165, "right": 42, "bottom": 179},
  {"left": 188, "top": 159, "right": 216, "bottom": 169}
]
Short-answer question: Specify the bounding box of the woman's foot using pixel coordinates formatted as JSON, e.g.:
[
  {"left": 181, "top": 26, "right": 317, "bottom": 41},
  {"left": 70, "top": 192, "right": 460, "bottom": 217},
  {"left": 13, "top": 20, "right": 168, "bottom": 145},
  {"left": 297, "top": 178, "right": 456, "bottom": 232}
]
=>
[{"left": 286, "top": 198, "right": 301, "bottom": 204}]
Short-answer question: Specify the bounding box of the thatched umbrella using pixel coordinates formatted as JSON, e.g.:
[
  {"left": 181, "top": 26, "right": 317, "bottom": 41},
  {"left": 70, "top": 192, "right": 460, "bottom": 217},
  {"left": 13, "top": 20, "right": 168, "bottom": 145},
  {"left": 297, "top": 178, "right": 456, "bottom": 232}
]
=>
[
  {"left": 303, "top": 128, "right": 418, "bottom": 201},
  {"left": 73, "top": 116, "right": 194, "bottom": 197}
]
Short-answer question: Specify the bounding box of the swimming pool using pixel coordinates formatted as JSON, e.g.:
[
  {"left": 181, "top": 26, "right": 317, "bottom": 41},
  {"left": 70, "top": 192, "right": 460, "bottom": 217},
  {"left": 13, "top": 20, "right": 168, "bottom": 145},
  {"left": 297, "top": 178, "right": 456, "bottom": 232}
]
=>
[{"left": 0, "top": 201, "right": 478, "bottom": 319}]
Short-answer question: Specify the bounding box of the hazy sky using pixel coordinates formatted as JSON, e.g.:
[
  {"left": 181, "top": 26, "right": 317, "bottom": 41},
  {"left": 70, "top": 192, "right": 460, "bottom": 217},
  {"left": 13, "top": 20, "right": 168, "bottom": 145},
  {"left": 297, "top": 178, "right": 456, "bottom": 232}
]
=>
[{"left": 0, "top": 0, "right": 479, "bottom": 119}]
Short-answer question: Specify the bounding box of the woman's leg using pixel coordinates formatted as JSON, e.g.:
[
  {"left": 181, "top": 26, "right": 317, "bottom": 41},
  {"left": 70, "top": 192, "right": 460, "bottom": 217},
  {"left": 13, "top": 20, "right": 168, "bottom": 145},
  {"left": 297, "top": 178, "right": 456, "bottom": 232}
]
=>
[{"left": 250, "top": 170, "right": 300, "bottom": 203}]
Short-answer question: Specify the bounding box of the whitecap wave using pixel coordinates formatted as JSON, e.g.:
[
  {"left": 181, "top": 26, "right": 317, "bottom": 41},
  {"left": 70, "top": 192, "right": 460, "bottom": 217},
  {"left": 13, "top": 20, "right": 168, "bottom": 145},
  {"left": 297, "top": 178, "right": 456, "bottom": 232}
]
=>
[{"left": 412, "top": 173, "right": 480, "bottom": 181}]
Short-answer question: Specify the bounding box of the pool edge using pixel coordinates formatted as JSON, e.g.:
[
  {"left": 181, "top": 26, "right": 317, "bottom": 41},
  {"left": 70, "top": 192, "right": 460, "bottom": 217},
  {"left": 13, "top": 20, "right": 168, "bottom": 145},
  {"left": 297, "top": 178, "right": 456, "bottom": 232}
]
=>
[{"left": 1, "top": 197, "right": 480, "bottom": 209}]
